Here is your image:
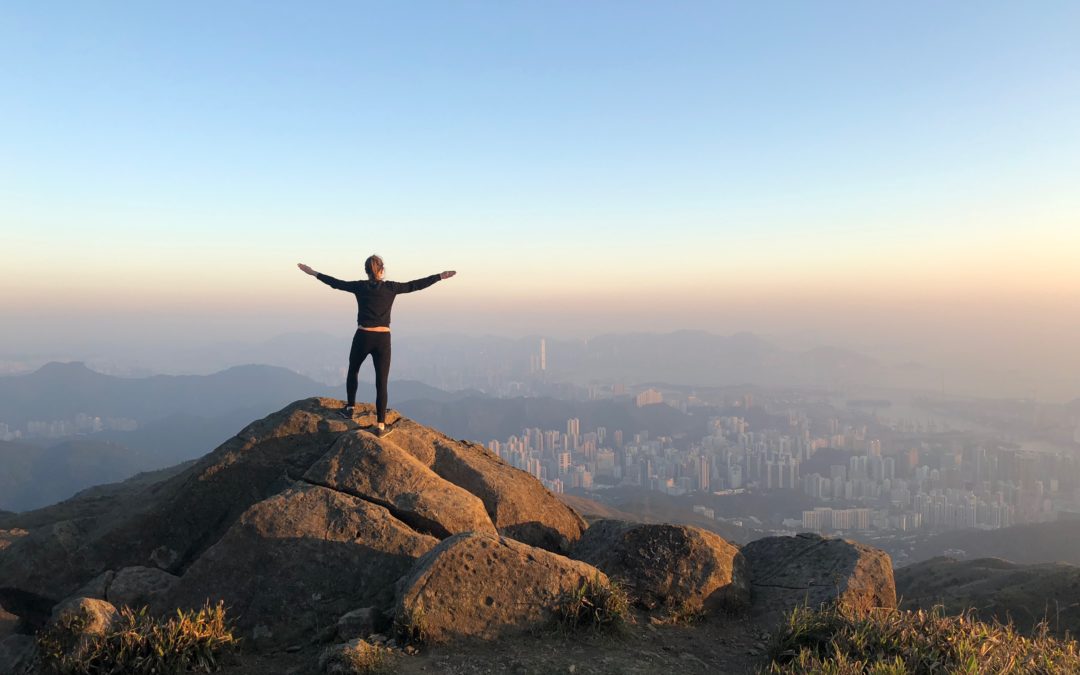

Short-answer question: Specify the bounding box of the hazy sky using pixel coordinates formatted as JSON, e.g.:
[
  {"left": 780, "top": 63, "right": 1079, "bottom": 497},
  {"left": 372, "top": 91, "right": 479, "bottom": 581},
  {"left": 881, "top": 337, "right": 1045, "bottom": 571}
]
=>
[{"left": 3, "top": 2, "right": 1079, "bottom": 394}]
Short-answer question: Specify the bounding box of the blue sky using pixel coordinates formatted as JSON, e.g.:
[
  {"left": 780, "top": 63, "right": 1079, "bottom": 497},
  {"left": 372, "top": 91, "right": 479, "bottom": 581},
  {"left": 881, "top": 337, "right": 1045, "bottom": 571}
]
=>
[{"left": 2, "top": 2, "right": 1079, "bottom": 386}]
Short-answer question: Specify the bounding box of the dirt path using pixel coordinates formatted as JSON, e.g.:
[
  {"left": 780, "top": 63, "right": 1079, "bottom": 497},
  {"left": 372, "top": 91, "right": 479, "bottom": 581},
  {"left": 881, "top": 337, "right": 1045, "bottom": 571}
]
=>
[{"left": 218, "top": 612, "right": 775, "bottom": 675}]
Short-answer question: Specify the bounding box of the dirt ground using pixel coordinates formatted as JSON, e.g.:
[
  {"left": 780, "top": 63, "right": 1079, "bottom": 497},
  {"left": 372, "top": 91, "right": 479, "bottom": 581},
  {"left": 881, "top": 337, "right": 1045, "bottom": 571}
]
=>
[{"left": 217, "top": 611, "right": 776, "bottom": 675}]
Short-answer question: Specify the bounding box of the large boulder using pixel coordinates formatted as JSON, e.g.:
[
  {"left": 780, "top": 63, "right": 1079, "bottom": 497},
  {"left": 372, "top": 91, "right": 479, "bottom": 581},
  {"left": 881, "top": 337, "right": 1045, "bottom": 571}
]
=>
[
  {"left": 44, "top": 597, "right": 118, "bottom": 664},
  {"left": 0, "top": 603, "right": 19, "bottom": 638},
  {"left": 571, "top": 520, "right": 749, "bottom": 615},
  {"left": 106, "top": 566, "right": 179, "bottom": 608},
  {"left": 161, "top": 482, "right": 438, "bottom": 650},
  {"left": 741, "top": 533, "right": 896, "bottom": 619},
  {"left": 0, "top": 398, "right": 368, "bottom": 606},
  {"left": 0, "top": 520, "right": 90, "bottom": 628},
  {"left": 304, "top": 431, "right": 496, "bottom": 539},
  {"left": 395, "top": 532, "right": 609, "bottom": 643},
  {"left": 390, "top": 420, "right": 586, "bottom": 552},
  {"left": 0, "top": 528, "right": 27, "bottom": 552},
  {"left": 0, "top": 634, "right": 35, "bottom": 675}
]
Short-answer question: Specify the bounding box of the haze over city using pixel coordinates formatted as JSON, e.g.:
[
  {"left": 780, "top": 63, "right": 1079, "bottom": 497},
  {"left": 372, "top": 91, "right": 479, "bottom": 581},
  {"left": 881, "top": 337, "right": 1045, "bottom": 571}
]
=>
[{"left": 4, "top": 1, "right": 1079, "bottom": 398}]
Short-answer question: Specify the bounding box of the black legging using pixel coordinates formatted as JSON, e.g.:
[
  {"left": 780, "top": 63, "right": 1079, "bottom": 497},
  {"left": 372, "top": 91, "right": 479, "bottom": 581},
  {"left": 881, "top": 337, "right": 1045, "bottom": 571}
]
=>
[{"left": 346, "top": 329, "right": 392, "bottom": 422}]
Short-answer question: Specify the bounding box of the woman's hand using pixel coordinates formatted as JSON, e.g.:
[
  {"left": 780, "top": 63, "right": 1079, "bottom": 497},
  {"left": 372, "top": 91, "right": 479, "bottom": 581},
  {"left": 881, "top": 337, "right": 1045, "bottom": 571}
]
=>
[
  {"left": 440, "top": 270, "right": 457, "bottom": 280},
  {"left": 297, "top": 263, "right": 317, "bottom": 276}
]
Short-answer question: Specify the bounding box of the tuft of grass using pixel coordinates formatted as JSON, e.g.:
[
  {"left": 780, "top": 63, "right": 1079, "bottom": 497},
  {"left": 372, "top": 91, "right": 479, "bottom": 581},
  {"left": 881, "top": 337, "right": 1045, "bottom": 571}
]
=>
[
  {"left": 394, "top": 603, "right": 427, "bottom": 646},
  {"left": 556, "top": 574, "right": 630, "bottom": 634},
  {"left": 763, "top": 603, "right": 1080, "bottom": 675},
  {"left": 37, "top": 601, "right": 237, "bottom": 675},
  {"left": 321, "top": 638, "right": 391, "bottom": 675}
]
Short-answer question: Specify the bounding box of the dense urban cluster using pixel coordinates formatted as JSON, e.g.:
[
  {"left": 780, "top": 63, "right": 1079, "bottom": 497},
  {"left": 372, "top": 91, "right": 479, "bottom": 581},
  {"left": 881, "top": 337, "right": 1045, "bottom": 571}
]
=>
[
  {"left": 486, "top": 388, "right": 1080, "bottom": 536},
  {"left": 0, "top": 414, "right": 138, "bottom": 441}
]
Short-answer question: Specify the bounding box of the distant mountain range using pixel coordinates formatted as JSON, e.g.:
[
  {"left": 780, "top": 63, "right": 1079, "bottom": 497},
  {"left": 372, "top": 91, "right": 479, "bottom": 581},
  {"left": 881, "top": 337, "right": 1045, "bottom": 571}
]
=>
[
  {"left": 0, "top": 361, "right": 451, "bottom": 428},
  {"left": 0, "top": 362, "right": 453, "bottom": 511}
]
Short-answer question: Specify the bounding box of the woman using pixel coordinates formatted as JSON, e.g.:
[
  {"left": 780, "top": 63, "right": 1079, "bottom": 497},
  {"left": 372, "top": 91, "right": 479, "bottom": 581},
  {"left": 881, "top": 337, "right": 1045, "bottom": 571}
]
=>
[{"left": 297, "top": 256, "right": 456, "bottom": 436}]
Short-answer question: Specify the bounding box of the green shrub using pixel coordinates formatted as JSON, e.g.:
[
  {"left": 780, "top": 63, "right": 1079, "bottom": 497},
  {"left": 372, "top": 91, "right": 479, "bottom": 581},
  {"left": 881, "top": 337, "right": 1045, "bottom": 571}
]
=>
[
  {"left": 763, "top": 604, "right": 1080, "bottom": 674},
  {"left": 37, "top": 602, "right": 237, "bottom": 675},
  {"left": 556, "top": 574, "right": 629, "bottom": 633}
]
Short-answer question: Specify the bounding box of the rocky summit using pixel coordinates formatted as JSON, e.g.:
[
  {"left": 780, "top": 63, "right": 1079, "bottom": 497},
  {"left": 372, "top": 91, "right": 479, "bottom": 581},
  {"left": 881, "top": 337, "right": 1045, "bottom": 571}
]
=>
[{"left": 0, "top": 398, "right": 901, "bottom": 673}]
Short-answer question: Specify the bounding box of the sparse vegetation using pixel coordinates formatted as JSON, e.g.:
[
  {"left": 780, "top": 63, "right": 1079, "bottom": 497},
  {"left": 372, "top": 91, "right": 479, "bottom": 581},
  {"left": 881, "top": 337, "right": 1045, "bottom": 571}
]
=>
[
  {"left": 395, "top": 603, "right": 427, "bottom": 645},
  {"left": 320, "top": 638, "right": 391, "bottom": 674},
  {"left": 763, "top": 604, "right": 1080, "bottom": 674},
  {"left": 555, "top": 574, "right": 630, "bottom": 633},
  {"left": 662, "top": 599, "right": 706, "bottom": 625},
  {"left": 37, "top": 602, "right": 237, "bottom": 675}
]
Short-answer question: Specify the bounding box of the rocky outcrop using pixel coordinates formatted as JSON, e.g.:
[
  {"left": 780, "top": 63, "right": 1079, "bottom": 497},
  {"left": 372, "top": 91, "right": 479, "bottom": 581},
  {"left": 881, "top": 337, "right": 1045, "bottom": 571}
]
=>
[
  {"left": 46, "top": 597, "right": 118, "bottom": 663},
  {"left": 425, "top": 430, "right": 586, "bottom": 552},
  {"left": 0, "top": 603, "right": 18, "bottom": 638},
  {"left": 106, "top": 566, "right": 179, "bottom": 608},
  {"left": 571, "top": 520, "right": 749, "bottom": 615},
  {"left": 160, "top": 482, "right": 438, "bottom": 649},
  {"left": 0, "top": 399, "right": 586, "bottom": 621},
  {"left": 0, "top": 399, "right": 369, "bottom": 606},
  {"left": 395, "top": 532, "right": 608, "bottom": 643},
  {"left": 0, "top": 398, "right": 599, "bottom": 650},
  {"left": 0, "top": 528, "right": 27, "bottom": 551},
  {"left": 303, "top": 431, "right": 496, "bottom": 539},
  {"left": 336, "top": 607, "right": 386, "bottom": 642},
  {"left": 0, "top": 634, "right": 35, "bottom": 675},
  {"left": 741, "top": 533, "right": 896, "bottom": 619}
]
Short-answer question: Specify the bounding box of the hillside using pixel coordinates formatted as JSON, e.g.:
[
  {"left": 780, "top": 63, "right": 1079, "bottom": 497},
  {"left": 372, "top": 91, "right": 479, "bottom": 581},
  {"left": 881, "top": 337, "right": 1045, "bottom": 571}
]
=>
[
  {"left": 1, "top": 398, "right": 898, "bottom": 675},
  {"left": 0, "top": 439, "right": 163, "bottom": 512},
  {"left": 896, "top": 557, "right": 1080, "bottom": 637},
  {"left": 910, "top": 519, "right": 1080, "bottom": 565}
]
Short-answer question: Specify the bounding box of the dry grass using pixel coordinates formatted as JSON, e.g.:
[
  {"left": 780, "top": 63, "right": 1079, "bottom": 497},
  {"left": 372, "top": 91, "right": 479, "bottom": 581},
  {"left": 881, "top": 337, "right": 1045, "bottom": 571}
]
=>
[
  {"left": 37, "top": 602, "right": 237, "bottom": 675},
  {"left": 555, "top": 574, "right": 630, "bottom": 634},
  {"left": 321, "top": 638, "right": 391, "bottom": 674},
  {"left": 763, "top": 604, "right": 1080, "bottom": 674}
]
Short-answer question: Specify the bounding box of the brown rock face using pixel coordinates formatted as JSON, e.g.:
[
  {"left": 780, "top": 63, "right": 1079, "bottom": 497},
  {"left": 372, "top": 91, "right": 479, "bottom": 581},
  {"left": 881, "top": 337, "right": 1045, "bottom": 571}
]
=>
[
  {"left": 741, "top": 533, "right": 896, "bottom": 619},
  {"left": 395, "top": 532, "right": 608, "bottom": 643},
  {"left": 0, "top": 397, "right": 588, "bottom": 648},
  {"left": 161, "top": 482, "right": 438, "bottom": 649},
  {"left": 381, "top": 418, "right": 587, "bottom": 552},
  {"left": 430, "top": 438, "right": 586, "bottom": 552},
  {"left": 303, "top": 431, "right": 496, "bottom": 539},
  {"left": 571, "top": 520, "right": 750, "bottom": 615},
  {"left": 0, "top": 398, "right": 367, "bottom": 606},
  {"left": 46, "top": 597, "right": 118, "bottom": 663}
]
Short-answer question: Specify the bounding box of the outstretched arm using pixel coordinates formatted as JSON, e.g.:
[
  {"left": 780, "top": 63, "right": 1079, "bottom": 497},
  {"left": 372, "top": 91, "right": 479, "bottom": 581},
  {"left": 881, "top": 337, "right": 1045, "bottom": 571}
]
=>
[
  {"left": 297, "top": 263, "right": 355, "bottom": 291},
  {"left": 389, "top": 270, "right": 457, "bottom": 294}
]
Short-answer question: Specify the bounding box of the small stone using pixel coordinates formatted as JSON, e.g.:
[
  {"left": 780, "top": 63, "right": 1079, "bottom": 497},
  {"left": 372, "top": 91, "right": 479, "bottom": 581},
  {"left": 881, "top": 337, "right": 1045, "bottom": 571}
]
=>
[
  {"left": 285, "top": 644, "right": 301, "bottom": 653},
  {"left": 404, "top": 644, "right": 419, "bottom": 655},
  {"left": 568, "top": 666, "right": 577, "bottom": 673}
]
